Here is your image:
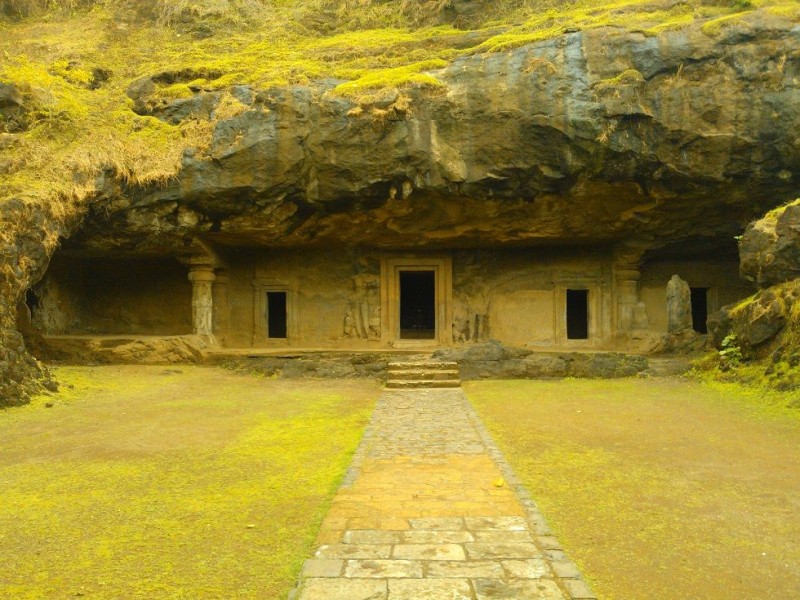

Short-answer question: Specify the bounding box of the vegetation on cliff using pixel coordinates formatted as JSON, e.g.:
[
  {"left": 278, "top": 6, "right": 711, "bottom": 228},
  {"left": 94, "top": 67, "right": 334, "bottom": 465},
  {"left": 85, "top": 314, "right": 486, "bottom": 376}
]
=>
[{"left": 2, "top": 1, "right": 798, "bottom": 216}]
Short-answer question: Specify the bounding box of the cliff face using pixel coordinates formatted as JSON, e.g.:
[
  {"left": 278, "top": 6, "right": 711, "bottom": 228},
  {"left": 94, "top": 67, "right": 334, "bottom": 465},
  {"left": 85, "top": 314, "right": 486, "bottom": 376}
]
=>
[
  {"left": 68, "top": 12, "right": 800, "bottom": 256},
  {"left": 2, "top": 10, "right": 800, "bottom": 404}
]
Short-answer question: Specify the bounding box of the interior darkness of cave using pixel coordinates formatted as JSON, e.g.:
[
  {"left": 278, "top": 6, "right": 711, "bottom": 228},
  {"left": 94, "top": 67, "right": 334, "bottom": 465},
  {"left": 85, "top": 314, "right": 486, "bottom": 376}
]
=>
[
  {"left": 400, "top": 270, "right": 435, "bottom": 340},
  {"left": 566, "top": 289, "right": 590, "bottom": 340},
  {"left": 691, "top": 287, "right": 709, "bottom": 334},
  {"left": 267, "top": 291, "right": 288, "bottom": 339}
]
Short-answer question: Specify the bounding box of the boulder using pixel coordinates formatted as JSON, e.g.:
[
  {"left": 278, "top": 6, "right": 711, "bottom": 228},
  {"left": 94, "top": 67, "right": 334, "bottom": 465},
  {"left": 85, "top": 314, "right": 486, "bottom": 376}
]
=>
[
  {"left": 0, "top": 82, "right": 27, "bottom": 132},
  {"left": 740, "top": 199, "right": 800, "bottom": 288}
]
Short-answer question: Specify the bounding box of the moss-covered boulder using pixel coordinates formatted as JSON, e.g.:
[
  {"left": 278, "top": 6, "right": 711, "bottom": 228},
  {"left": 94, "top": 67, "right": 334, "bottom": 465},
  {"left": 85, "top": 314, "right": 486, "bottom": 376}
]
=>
[
  {"left": 740, "top": 199, "right": 800, "bottom": 288},
  {"left": 707, "top": 199, "right": 800, "bottom": 389}
]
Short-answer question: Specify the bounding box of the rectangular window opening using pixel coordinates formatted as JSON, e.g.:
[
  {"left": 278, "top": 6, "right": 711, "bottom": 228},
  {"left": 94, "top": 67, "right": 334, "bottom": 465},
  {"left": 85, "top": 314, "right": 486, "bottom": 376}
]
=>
[
  {"left": 566, "top": 289, "right": 589, "bottom": 340},
  {"left": 267, "top": 291, "right": 287, "bottom": 339},
  {"left": 690, "top": 287, "right": 709, "bottom": 334}
]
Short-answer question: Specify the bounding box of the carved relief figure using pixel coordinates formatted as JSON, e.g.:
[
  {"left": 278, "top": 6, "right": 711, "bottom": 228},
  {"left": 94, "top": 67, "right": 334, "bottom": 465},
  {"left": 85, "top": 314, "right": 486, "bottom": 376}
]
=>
[
  {"left": 343, "top": 308, "right": 357, "bottom": 338},
  {"left": 368, "top": 306, "right": 381, "bottom": 340},
  {"left": 344, "top": 257, "right": 380, "bottom": 340},
  {"left": 452, "top": 298, "right": 471, "bottom": 343}
]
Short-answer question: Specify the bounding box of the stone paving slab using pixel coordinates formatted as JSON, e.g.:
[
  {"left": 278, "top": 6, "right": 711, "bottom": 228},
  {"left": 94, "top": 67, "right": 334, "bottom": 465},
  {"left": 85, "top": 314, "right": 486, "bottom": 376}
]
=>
[{"left": 292, "top": 387, "right": 596, "bottom": 600}]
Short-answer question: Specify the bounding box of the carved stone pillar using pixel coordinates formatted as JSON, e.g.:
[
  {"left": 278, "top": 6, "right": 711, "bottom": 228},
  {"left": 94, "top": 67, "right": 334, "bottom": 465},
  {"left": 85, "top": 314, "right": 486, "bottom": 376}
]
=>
[
  {"left": 613, "top": 243, "right": 650, "bottom": 333},
  {"left": 614, "top": 267, "right": 641, "bottom": 332},
  {"left": 187, "top": 263, "right": 216, "bottom": 337}
]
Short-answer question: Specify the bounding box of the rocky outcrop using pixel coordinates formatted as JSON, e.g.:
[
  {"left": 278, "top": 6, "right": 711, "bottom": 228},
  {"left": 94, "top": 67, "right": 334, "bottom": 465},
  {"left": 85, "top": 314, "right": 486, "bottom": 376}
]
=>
[
  {"left": 711, "top": 199, "right": 800, "bottom": 351},
  {"left": 36, "top": 335, "right": 209, "bottom": 364},
  {"left": 0, "top": 83, "right": 26, "bottom": 133},
  {"left": 433, "top": 341, "right": 649, "bottom": 379},
  {"left": 709, "top": 198, "right": 800, "bottom": 388},
  {"left": 68, "top": 12, "right": 800, "bottom": 257},
  {"left": 739, "top": 199, "right": 800, "bottom": 288},
  {"left": 0, "top": 199, "right": 82, "bottom": 405}
]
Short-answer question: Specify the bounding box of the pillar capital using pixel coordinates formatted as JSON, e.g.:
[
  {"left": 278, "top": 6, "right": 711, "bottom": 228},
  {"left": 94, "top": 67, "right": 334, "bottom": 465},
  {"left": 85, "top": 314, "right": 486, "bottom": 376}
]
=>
[{"left": 187, "top": 267, "right": 216, "bottom": 284}]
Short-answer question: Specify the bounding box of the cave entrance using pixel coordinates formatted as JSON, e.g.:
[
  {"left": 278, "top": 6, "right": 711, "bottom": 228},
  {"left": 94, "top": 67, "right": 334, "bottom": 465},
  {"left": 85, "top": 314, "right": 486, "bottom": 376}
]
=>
[
  {"left": 691, "top": 287, "right": 709, "bottom": 334},
  {"left": 267, "top": 291, "right": 287, "bottom": 339},
  {"left": 399, "top": 270, "right": 436, "bottom": 340},
  {"left": 566, "top": 289, "right": 589, "bottom": 340},
  {"left": 382, "top": 256, "right": 452, "bottom": 346}
]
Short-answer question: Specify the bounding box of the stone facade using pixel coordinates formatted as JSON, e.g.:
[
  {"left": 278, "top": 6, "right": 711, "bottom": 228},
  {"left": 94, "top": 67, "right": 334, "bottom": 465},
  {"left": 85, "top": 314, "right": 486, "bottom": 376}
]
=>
[{"left": 28, "top": 246, "right": 751, "bottom": 353}]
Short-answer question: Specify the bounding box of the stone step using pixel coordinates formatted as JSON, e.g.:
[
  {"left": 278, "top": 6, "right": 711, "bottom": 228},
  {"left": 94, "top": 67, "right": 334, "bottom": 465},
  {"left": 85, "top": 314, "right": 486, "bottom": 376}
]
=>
[
  {"left": 387, "top": 369, "right": 460, "bottom": 381},
  {"left": 387, "top": 361, "right": 459, "bottom": 371},
  {"left": 385, "top": 379, "right": 462, "bottom": 389}
]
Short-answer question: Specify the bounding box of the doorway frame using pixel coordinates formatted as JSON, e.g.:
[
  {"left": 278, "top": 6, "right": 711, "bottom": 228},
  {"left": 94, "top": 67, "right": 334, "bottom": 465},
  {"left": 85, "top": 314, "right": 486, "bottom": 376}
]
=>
[
  {"left": 381, "top": 256, "right": 452, "bottom": 347},
  {"left": 252, "top": 278, "right": 296, "bottom": 346},
  {"left": 553, "top": 276, "right": 606, "bottom": 348}
]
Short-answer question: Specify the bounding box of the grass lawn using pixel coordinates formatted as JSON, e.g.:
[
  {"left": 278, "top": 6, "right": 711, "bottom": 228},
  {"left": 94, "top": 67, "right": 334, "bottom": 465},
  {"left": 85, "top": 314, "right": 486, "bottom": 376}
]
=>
[
  {"left": 465, "top": 377, "right": 800, "bottom": 600},
  {"left": 0, "top": 366, "right": 379, "bottom": 599}
]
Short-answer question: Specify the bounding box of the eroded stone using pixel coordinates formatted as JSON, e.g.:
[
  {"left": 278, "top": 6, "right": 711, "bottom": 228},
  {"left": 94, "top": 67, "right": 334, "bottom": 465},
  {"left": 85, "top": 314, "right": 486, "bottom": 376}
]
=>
[
  {"left": 387, "top": 578, "right": 472, "bottom": 600},
  {"left": 298, "top": 578, "right": 387, "bottom": 600},
  {"left": 345, "top": 559, "right": 423, "bottom": 579},
  {"left": 472, "top": 578, "right": 567, "bottom": 600}
]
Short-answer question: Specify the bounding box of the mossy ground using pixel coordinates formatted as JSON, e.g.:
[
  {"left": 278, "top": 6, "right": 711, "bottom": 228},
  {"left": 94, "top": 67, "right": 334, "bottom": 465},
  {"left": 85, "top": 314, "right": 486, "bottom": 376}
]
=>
[
  {"left": 0, "top": 365, "right": 379, "bottom": 599},
  {"left": 466, "top": 378, "right": 800, "bottom": 600}
]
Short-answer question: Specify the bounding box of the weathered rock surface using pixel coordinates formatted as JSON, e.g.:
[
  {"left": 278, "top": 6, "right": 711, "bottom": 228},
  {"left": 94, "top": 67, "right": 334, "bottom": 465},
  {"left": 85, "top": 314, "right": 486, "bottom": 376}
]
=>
[
  {"left": 37, "top": 335, "right": 209, "bottom": 365},
  {"left": 709, "top": 199, "right": 800, "bottom": 389},
  {"left": 0, "top": 82, "right": 26, "bottom": 133},
  {"left": 739, "top": 199, "right": 800, "bottom": 288},
  {"left": 68, "top": 12, "right": 800, "bottom": 258},
  {"left": 0, "top": 199, "right": 80, "bottom": 404},
  {"left": 218, "top": 352, "right": 411, "bottom": 379},
  {"left": 433, "top": 341, "right": 649, "bottom": 379},
  {"left": 709, "top": 280, "right": 798, "bottom": 351}
]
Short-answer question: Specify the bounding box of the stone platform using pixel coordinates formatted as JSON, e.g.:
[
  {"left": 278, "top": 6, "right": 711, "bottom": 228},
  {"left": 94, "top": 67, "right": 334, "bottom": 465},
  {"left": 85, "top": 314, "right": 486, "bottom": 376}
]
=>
[
  {"left": 291, "top": 388, "right": 595, "bottom": 600},
  {"left": 36, "top": 336, "right": 654, "bottom": 380}
]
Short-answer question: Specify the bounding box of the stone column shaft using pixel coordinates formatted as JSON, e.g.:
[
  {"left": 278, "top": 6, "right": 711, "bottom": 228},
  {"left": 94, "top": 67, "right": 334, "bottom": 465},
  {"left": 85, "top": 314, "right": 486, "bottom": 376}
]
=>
[
  {"left": 615, "top": 267, "right": 641, "bottom": 332},
  {"left": 188, "top": 266, "right": 216, "bottom": 337}
]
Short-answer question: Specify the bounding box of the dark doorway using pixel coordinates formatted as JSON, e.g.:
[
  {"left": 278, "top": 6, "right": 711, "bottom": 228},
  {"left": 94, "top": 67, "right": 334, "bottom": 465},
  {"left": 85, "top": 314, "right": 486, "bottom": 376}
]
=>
[
  {"left": 400, "top": 270, "right": 435, "bottom": 340},
  {"left": 25, "top": 289, "right": 39, "bottom": 316},
  {"left": 267, "top": 291, "right": 287, "bottom": 339},
  {"left": 566, "top": 289, "right": 589, "bottom": 340},
  {"left": 691, "top": 287, "right": 709, "bottom": 334}
]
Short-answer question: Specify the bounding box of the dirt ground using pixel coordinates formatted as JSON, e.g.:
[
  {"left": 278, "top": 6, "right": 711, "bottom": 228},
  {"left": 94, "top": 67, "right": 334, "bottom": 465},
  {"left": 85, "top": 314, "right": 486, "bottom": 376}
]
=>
[
  {"left": 466, "top": 377, "right": 800, "bottom": 600},
  {"left": 0, "top": 366, "right": 379, "bottom": 599}
]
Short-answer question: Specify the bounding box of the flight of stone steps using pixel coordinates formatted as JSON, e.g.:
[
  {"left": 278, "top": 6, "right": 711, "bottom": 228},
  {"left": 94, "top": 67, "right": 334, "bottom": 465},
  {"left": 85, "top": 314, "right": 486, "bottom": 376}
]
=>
[{"left": 385, "top": 360, "right": 461, "bottom": 389}]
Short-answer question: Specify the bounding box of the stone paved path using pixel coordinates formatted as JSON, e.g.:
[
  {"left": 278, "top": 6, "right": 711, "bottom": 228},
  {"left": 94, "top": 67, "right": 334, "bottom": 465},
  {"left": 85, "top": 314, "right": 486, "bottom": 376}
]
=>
[{"left": 292, "top": 388, "right": 595, "bottom": 600}]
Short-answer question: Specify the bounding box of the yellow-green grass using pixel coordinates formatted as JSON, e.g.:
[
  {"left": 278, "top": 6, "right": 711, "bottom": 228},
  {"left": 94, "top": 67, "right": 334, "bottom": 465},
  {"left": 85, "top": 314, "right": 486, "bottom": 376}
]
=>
[
  {"left": 466, "top": 378, "right": 800, "bottom": 600},
  {"left": 0, "top": 365, "right": 379, "bottom": 599}
]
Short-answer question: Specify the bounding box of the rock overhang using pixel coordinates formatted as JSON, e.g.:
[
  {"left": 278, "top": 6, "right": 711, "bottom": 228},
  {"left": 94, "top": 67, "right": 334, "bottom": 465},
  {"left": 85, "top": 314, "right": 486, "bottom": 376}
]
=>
[{"left": 52, "top": 12, "right": 800, "bottom": 260}]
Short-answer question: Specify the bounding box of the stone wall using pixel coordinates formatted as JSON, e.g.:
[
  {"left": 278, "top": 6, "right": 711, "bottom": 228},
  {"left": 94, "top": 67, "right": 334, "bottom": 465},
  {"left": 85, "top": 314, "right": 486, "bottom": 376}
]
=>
[
  {"left": 214, "top": 246, "right": 614, "bottom": 349},
  {"left": 27, "top": 248, "right": 755, "bottom": 353}
]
